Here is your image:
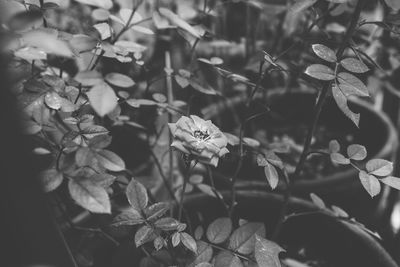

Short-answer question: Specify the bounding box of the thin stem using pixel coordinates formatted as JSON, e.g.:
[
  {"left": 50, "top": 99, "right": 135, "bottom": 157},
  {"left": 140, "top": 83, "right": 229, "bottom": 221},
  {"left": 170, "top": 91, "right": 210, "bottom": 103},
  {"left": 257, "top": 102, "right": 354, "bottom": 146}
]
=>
[
  {"left": 165, "top": 51, "right": 175, "bottom": 194},
  {"left": 205, "top": 241, "right": 256, "bottom": 263},
  {"left": 207, "top": 166, "right": 229, "bottom": 215},
  {"left": 178, "top": 161, "right": 197, "bottom": 221},
  {"left": 272, "top": 0, "right": 365, "bottom": 239}
]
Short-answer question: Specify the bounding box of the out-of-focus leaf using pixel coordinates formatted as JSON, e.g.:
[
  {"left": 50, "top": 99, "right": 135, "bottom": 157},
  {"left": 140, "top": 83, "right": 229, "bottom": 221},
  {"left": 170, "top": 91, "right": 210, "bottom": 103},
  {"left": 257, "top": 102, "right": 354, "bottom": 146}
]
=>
[
  {"left": 310, "top": 193, "right": 326, "bottom": 209},
  {"left": 329, "top": 140, "right": 340, "bottom": 153},
  {"left": 158, "top": 8, "right": 200, "bottom": 39},
  {"left": 8, "top": 9, "right": 43, "bottom": 31},
  {"left": 264, "top": 162, "right": 279, "bottom": 190},
  {"left": 289, "top": 0, "right": 318, "bottom": 13},
  {"left": 385, "top": 0, "right": 400, "bottom": 11},
  {"left": 190, "top": 241, "right": 213, "bottom": 266},
  {"left": 68, "top": 178, "right": 111, "bottom": 213},
  {"left": 74, "top": 70, "right": 103, "bottom": 86},
  {"left": 86, "top": 82, "right": 118, "bottom": 117},
  {"left": 39, "top": 168, "right": 63, "bottom": 192},
  {"left": 380, "top": 176, "right": 400, "bottom": 190},
  {"left": 93, "top": 23, "right": 111, "bottom": 40},
  {"left": 105, "top": 72, "right": 135, "bottom": 88},
  {"left": 74, "top": 0, "right": 113, "bottom": 10},
  {"left": 69, "top": 34, "right": 98, "bottom": 54}
]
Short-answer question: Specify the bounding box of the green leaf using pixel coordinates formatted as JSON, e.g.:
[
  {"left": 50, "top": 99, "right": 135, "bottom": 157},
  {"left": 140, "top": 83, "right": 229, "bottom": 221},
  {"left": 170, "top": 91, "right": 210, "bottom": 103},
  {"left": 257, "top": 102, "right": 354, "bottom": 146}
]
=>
[
  {"left": 75, "top": 147, "right": 97, "bottom": 167},
  {"left": 330, "top": 152, "right": 350, "bottom": 165},
  {"left": 310, "top": 193, "right": 326, "bottom": 209},
  {"left": 366, "top": 159, "right": 393, "bottom": 176},
  {"left": 380, "top": 176, "right": 400, "bottom": 190},
  {"left": 96, "top": 149, "right": 125, "bottom": 171},
  {"left": 69, "top": 34, "right": 98, "bottom": 54},
  {"left": 359, "top": 171, "right": 381, "bottom": 197},
  {"left": 88, "top": 134, "right": 112, "bottom": 149},
  {"left": 126, "top": 98, "right": 158, "bottom": 108},
  {"left": 145, "top": 202, "right": 170, "bottom": 221},
  {"left": 312, "top": 44, "right": 337, "bottom": 63},
  {"left": 111, "top": 209, "right": 144, "bottom": 226},
  {"left": 214, "top": 251, "right": 243, "bottom": 267},
  {"left": 329, "top": 140, "right": 340, "bottom": 153},
  {"left": 340, "top": 58, "right": 369, "bottom": 73},
  {"left": 153, "top": 236, "right": 165, "bottom": 251},
  {"left": 331, "top": 205, "right": 349, "bottom": 218},
  {"left": 135, "top": 225, "right": 155, "bottom": 247},
  {"left": 68, "top": 179, "right": 111, "bottom": 213},
  {"left": 206, "top": 217, "right": 232, "bottom": 244},
  {"left": 172, "top": 232, "right": 181, "bottom": 247},
  {"left": 154, "top": 217, "right": 181, "bottom": 231},
  {"left": 332, "top": 84, "right": 360, "bottom": 127},
  {"left": 289, "top": 0, "right": 318, "bottom": 13},
  {"left": 347, "top": 144, "right": 367, "bottom": 161},
  {"left": 81, "top": 125, "right": 109, "bottom": 139},
  {"left": 105, "top": 72, "right": 135, "bottom": 88},
  {"left": 38, "top": 168, "right": 64, "bottom": 192},
  {"left": 44, "top": 91, "right": 62, "bottom": 110},
  {"left": 264, "top": 162, "right": 279, "bottom": 190},
  {"left": 180, "top": 232, "right": 197, "bottom": 253},
  {"left": 337, "top": 72, "right": 369, "bottom": 97},
  {"left": 87, "top": 82, "right": 118, "bottom": 117},
  {"left": 126, "top": 179, "right": 148, "bottom": 211},
  {"left": 229, "top": 222, "right": 266, "bottom": 254},
  {"left": 254, "top": 235, "right": 285, "bottom": 267},
  {"left": 305, "top": 64, "right": 335, "bottom": 80},
  {"left": 194, "top": 226, "right": 204, "bottom": 240}
]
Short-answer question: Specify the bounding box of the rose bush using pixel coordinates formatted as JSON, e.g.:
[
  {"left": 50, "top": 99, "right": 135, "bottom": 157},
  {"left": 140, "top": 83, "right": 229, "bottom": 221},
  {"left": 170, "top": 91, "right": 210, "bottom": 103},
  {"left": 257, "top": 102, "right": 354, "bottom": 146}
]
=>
[{"left": 168, "top": 115, "right": 229, "bottom": 167}]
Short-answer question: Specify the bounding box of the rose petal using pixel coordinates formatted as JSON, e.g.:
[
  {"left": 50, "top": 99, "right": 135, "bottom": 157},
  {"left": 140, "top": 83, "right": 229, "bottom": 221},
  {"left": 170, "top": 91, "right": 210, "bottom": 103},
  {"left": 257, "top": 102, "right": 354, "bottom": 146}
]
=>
[
  {"left": 218, "top": 147, "right": 229, "bottom": 156},
  {"left": 171, "top": 141, "right": 190, "bottom": 154},
  {"left": 168, "top": 123, "right": 177, "bottom": 136}
]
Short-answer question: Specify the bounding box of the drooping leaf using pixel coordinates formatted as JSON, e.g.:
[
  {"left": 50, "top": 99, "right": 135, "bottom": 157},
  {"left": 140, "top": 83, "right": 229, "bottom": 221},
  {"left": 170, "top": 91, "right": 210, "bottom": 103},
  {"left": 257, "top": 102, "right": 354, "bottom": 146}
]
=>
[
  {"left": 154, "top": 217, "right": 181, "bottom": 231},
  {"left": 254, "top": 235, "right": 285, "bottom": 267},
  {"left": 337, "top": 72, "right": 369, "bottom": 97},
  {"left": 312, "top": 44, "right": 337, "bottom": 63},
  {"left": 38, "top": 168, "right": 64, "bottom": 192},
  {"left": 380, "top": 176, "right": 400, "bottom": 190},
  {"left": 289, "top": 0, "right": 318, "bottom": 13},
  {"left": 331, "top": 205, "right": 349, "bottom": 218},
  {"left": 105, "top": 72, "right": 135, "bottom": 88},
  {"left": 330, "top": 152, "right": 350, "bottom": 165},
  {"left": 145, "top": 202, "right": 170, "bottom": 221},
  {"left": 180, "top": 232, "right": 197, "bottom": 253},
  {"left": 68, "top": 179, "right": 111, "bottom": 213},
  {"left": 310, "top": 193, "right": 326, "bottom": 209},
  {"left": 347, "top": 144, "right": 367, "bottom": 161},
  {"left": 96, "top": 149, "right": 125, "bottom": 171},
  {"left": 214, "top": 251, "right": 243, "bottom": 267},
  {"left": 332, "top": 84, "right": 360, "bottom": 127},
  {"left": 111, "top": 209, "right": 144, "bottom": 226},
  {"left": 264, "top": 162, "right": 279, "bottom": 190},
  {"left": 305, "top": 64, "right": 335, "bottom": 80},
  {"left": 135, "top": 225, "right": 155, "bottom": 247},
  {"left": 340, "top": 58, "right": 369, "bottom": 73},
  {"left": 87, "top": 82, "right": 118, "bottom": 117},
  {"left": 366, "top": 159, "right": 393, "bottom": 176},
  {"left": 359, "top": 171, "right": 381, "bottom": 197},
  {"left": 229, "top": 222, "right": 266, "bottom": 254},
  {"left": 206, "top": 217, "right": 232, "bottom": 244},
  {"left": 126, "top": 179, "right": 148, "bottom": 211}
]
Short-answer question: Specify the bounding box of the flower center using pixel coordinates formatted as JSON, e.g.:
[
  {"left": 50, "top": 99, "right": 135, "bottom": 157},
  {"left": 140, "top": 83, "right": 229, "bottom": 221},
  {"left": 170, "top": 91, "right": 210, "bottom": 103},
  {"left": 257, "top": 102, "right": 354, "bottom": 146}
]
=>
[{"left": 193, "top": 130, "right": 210, "bottom": 140}]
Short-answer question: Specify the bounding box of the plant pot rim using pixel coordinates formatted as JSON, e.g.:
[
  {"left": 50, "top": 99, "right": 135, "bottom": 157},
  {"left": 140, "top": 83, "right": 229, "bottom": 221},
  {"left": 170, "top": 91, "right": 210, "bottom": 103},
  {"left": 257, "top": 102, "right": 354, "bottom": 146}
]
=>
[
  {"left": 183, "top": 190, "right": 399, "bottom": 267},
  {"left": 203, "top": 90, "right": 398, "bottom": 192}
]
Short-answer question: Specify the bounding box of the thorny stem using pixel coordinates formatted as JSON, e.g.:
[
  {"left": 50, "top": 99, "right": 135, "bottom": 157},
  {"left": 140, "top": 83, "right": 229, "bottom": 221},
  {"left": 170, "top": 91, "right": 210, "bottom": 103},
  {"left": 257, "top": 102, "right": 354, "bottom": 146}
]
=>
[{"left": 273, "top": 0, "right": 365, "bottom": 239}]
